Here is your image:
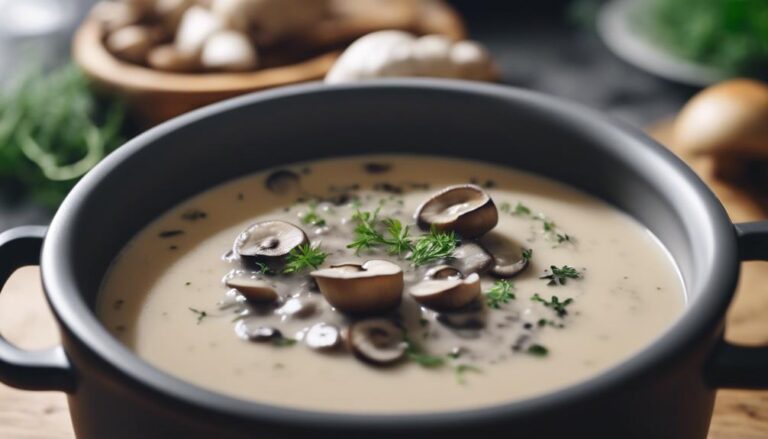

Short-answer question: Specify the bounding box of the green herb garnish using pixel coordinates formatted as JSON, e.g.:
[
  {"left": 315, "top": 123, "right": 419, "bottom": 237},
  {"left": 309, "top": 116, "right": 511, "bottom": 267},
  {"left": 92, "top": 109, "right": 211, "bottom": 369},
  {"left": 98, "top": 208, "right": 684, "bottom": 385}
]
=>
[
  {"left": 485, "top": 280, "right": 516, "bottom": 309},
  {"left": 454, "top": 364, "right": 482, "bottom": 384},
  {"left": 282, "top": 243, "right": 327, "bottom": 273},
  {"left": 189, "top": 307, "right": 208, "bottom": 324},
  {"left": 271, "top": 337, "right": 298, "bottom": 347},
  {"left": 527, "top": 344, "right": 549, "bottom": 357},
  {"left": 556, "top": 234, "right": 572, "bottom": 244},
  {"left": 382, "top": 218, "right": 412, "bottom": 254},
  {"left": 405, "top": 337, "right": 446, "bottom": 368},
  {"left": 499, "top": 202, "right": 511, "bottom": 213},
  {"left": 514, "top": 202, "right": 532, "bottom": 216},
  {"left": 522, "top": 248, "right": 533, "bottom": 262},
  {"left": 253, "top": 262, "right": 274, "bottom": 275},
  {"left": 347, "top": 209, "right": 413, "bottom": 255},
  {"left": 408, "top": 227, "right": 457, "bottom": 266},
  {"left": 540, "top": 265, "right": 582, "bottom": 286},
  {"left": 301, "top": 209, "right": 326, "bottom": 227},
  {"left": 531, "top": 293, "right": 574, "bottom": 317}
]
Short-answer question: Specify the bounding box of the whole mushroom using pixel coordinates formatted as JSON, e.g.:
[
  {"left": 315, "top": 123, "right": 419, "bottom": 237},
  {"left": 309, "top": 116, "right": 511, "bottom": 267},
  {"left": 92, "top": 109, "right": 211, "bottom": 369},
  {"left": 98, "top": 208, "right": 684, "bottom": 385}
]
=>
[
  {"left": 105, "top": 25, "right": 157, "bottom": 64},
  {"left": 311, "top": 260, "right": 403, "bottom": 314},
  {"left": 415, "top": 184, "right": 498, "bottom": 239},
  {"left": 201, "top": 30, "right": 258, "bottom": 71}
]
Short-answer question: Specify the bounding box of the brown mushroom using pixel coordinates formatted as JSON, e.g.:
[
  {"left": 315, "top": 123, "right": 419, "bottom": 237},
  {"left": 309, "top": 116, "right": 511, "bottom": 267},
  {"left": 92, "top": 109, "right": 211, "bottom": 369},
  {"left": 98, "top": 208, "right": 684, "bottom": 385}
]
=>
[
  {"left": 265, "top": 169, "right": 301, "bottom": 194},
  {"left": 305, "top": 323, "right": 341, "bottom": 350},
  {"left": 105, "top": 25, "right": 156, "bottom": 64},
  {"left": 480, "top": 232, "right": 531, "bottom": 278},
  {"left": 674, "top": 79, "right": 768, "bottom": 181},
  {"left": 410, "top": 273, "right": 481, "bottom": 311},
  {"left": 311, "top": 260, "right": 403, "bottom": 314},
  {"left": 415, "top": 184, "right": 498, "bottom": 238},
  {"left": 147, "top": 44, "right": 199, "bottom": 72},
  {"left": 346, "top": 318, "right": 406, "bottom": 365},
  {"left": 233, "top": 220, "right": 308, "bottom": 266},
  {"left": 225, "top": 277, "right": 279, "bottom": 304},
  {"left": 425, "top": 265, "right": 463, "bottom": 280},
  {"left": 450, "top": 241, "right": 493, "bottom": 274}
]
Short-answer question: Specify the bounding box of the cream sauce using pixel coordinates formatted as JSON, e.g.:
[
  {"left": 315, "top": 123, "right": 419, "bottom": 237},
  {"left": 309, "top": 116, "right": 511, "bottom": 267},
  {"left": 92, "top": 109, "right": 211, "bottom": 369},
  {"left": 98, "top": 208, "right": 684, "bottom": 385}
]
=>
[{"left": 98, "top": 155, "right": 685, "bottom": 413}]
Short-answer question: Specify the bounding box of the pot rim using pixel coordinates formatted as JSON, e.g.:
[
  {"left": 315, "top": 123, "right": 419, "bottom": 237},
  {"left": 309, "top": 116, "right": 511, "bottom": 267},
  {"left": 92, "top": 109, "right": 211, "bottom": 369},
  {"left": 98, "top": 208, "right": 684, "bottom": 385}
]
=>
[{"left": 41, "top": 79, "right": 738, "bottom": 430}]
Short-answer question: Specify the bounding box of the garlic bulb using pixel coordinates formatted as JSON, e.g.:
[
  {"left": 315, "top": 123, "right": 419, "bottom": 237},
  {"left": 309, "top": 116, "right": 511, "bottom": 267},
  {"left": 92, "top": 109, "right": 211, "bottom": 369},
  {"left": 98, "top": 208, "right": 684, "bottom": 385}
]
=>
[{"left": 325, "top": 30, "right": 495, "bottom": 83}]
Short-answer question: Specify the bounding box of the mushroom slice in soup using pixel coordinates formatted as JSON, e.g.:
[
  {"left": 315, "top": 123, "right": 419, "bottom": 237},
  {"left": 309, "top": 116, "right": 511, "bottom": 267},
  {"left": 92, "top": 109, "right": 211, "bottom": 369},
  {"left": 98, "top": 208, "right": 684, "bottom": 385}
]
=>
[
  {"left": 305, "top": 323, "right": 342, "bottom": 351},
  {"left": 450, "top": 241, "right": 493, "bottom": 274},
  {"left": 480, "top": 232, "right": 531, "bottom": 278},
  {"left": 347, "top": 319, "right": 406, "bottom": 365},
  {"left": 410, "top": 273, "right": 481, "bottom": 311},
  {"left": 311, "top": 260, "right": 403, "bottom": 314},
  {"left": 233, "top": 220, "right": 307, "bottom": 267},
  {"left": 224, "top": 277, "right": 279, "bottom": 304},
  {"left": 415, "top": 184, "right": 498, "bottom": 238}
]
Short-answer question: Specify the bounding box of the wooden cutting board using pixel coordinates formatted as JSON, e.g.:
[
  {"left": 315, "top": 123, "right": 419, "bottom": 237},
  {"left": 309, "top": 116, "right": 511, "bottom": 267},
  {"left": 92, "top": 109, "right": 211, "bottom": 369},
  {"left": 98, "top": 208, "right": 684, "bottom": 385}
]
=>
[{"left": 0, "top": 126, "right": 767, "bottom": 437}]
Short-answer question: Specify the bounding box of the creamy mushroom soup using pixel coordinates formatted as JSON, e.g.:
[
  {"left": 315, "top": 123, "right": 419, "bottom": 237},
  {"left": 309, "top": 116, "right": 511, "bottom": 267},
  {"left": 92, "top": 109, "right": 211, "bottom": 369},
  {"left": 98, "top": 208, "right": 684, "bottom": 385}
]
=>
[{"left": 98, "top": 155, "right": 685, "bottom": 413}]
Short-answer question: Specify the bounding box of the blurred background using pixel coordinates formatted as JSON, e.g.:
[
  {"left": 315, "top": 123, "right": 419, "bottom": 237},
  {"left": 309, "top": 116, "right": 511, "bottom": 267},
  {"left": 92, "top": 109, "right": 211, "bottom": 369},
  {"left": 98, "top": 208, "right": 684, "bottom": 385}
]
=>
[{"left": 0, "top": 0, "right": 766, "bottom": 225}]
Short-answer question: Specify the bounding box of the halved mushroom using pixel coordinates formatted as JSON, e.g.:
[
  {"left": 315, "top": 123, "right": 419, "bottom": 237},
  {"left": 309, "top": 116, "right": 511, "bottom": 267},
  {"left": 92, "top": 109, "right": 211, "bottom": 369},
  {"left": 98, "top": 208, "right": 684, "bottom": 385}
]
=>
[
  {"left": 480, "top": 232, "right": 531, "bottom": 278},
  {"left": 425, "top": 265, "right": 463, "bottom": 280},
  {"left": 225, "top": 277, "right": 279, "bottom": 304},
  {"left": 311, "top": 260, "right": 403, "bottom": 314},
  {"left": 346, "top": 318, "right": 406, "bottom": 365},
  {"left": 305, "top": 323, "right": 341, "bottom": 350},
  {"left": 410, "top": 272, "right": 481, "bottom": 311},
  {"left": 234, "top": 220, "right": 308, "bottom": 266},
  {"left": 450, "top": 241, "right": 493, "bottom": 274},
  {"left": 415, "top": 184, "right": 498, "bottom": 238}
]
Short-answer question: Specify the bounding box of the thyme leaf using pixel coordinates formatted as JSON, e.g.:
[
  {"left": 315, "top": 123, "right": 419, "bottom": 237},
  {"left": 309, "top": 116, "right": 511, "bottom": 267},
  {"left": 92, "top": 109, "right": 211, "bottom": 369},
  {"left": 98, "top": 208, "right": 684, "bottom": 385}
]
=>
[
  {"left": 282, "top": 243, "right": 327, "bottom": 274},
  {"left": 485, "top": 280, "right": 516, "bottom": 309}
]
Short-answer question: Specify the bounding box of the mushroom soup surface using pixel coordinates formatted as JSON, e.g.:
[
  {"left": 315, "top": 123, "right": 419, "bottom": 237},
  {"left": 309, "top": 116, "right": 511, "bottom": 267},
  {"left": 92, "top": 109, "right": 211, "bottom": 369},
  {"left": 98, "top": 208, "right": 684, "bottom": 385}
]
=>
[{"left": 98, "top": 155, "right": 685, "bottom": 413}]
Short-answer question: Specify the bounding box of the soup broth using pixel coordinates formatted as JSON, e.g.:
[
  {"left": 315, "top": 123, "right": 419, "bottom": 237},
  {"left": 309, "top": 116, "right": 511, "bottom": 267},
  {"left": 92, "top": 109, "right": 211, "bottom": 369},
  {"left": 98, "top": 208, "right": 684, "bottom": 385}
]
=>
[{"left": 98, "top": 155, "right": 685, "bottom": 413}]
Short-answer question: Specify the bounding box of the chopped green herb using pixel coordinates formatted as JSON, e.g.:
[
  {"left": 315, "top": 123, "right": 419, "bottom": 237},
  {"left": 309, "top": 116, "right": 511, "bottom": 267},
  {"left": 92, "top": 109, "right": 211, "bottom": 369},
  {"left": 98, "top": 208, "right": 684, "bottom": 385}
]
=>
[
  {"left": 499, "top": 201, "right": 512, "bottom": 213},
  {"left": 405, "top": 337, "right": 446, "bottom": 368},
  {"left": 556, "top": 234, "right": 572, "bottom": 244},
  {"left": 408, "top": 227, "right": 457, "bottom": 266},
  {"left": 271, "top": 337, "right": 297, "bottom": 347},
  {"left": 531, "top": 293, "right": 574, "bottom": 317},
  {"left": 527, "top": 344, "right": 549, "bottom": 357},
  {"left": 382, "top": 218, "right": 412, "bottom": 254},
  {"left": 522, "top": 248, "right": 533, "bottom": 262},
  {"left": 189, "top": 307, "right": 207, "bottom": 324},
  {"left": 454, "top": 364, "right": 482, "bottom": 384},
  {"left": 282, "top": 243, "right": 327, "bottom": 274},
  {"left": 253, "top": 262, "right": 274, "bottom": 275},
  {"left": 301, "top": 205, "right": 326, "bottom": 227},
  {"left": 346, "top": 210, "right": 413, "bottom": 255},
  {"left": 540, "top": 265, "right": 582, "bottom": 286},
  {"left": 514, "top": 202, "right": 532, "bottom": 216},
  {"left": 485, "top": 280, "right": 516, "bottom": 309}
]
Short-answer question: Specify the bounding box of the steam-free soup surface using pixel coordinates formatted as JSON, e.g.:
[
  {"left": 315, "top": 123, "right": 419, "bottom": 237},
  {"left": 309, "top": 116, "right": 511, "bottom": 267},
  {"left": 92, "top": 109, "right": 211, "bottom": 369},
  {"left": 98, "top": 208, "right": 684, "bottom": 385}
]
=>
[{"left": 98, "top": 155, "right": 685, "bottom": 413}]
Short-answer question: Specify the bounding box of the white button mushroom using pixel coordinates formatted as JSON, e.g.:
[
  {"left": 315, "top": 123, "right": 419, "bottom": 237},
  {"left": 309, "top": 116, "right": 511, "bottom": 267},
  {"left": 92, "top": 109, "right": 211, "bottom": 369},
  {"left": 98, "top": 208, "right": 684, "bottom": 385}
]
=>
[
  {"left": 175, "top": 5, "right": 225, "bottom": 56},
  {"left": 325, "top": 30, "right": 496, "bottom": 84},
  {"left": 201, "top": 30, "right": 259, "bottom": 71},
  {"left": 311, "top": 260, "right": 403, "bottom": 314}
]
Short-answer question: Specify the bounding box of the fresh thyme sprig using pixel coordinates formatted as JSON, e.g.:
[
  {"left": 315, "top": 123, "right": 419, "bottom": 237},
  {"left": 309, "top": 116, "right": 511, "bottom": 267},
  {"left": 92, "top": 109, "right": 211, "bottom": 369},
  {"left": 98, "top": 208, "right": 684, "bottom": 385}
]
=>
[
  {"left": 301, "top": 205, "right": 326, "bottom": 227},
  {"left": 531, "top": 293, "right": 574, "bottom": 317},
  {"left": 407, "top": 227, "right": 458, "bottom": 266},
  {"left": 405, "top": 336, "right": 446, "bottom": 368},
  {"left": 485, "top": 280, "right": 516, "bottom": 309},
  {"left": 346, "top": 209, "right": 413, "bottom": 255},
  {"left": 282, "top": 243, "right": 327, "bottom": 274},
  {"left": 540, "top": 265, "right": 582, "bottom": 286}
]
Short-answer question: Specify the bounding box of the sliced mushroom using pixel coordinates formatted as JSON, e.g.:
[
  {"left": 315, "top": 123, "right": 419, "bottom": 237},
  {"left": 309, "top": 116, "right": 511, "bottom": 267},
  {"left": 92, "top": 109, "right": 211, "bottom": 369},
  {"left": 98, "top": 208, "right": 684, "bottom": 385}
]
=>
[
  {"left": 450, "top": 241, "right": 493, "bottom": 274},
  {"left": 415, "top": 184, "right": 498, "bottom": 238},
  {"left": 235, "top": 320, "right": 282, "bottom": 342},
  {"left": 225, "top": 277, "right": 279, "bottom": 304},
  {"left": 410, "top": 273, "right": 481, "bottom": 311},
  {"left": 425, "top": 265, "right": 463, "bottom": 280},
  {"left": 311, "top": 260, "right": 403, "bottom": 314},
  {"left": 347, "top": 319, "right": 406, "bottom": 365},
  {"left": 265, "top": 169, "right": 301, "bottom": 194},
  {"left": 480, "top": 232, "right": 530, "bottom": 278},
  {"left": 276, "top": 297, "right": 318, "bottom": 319},
  {"left": 234, "top": 220, "right": 308, "bottom": 266},
  {"left": 305, "top": 323, "right": 341, "bottom": 350}
]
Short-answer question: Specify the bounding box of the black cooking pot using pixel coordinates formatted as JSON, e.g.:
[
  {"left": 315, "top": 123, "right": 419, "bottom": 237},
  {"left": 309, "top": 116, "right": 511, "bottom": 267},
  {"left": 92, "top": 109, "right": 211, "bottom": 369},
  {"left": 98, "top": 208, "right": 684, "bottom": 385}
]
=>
[{"left": 0, "top": 80, "right": 766, "bottom": 438}]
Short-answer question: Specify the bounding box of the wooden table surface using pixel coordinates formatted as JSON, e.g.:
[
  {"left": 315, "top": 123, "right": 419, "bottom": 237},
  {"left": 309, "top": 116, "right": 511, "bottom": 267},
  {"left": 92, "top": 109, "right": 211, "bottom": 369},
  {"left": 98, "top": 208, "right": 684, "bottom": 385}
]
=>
[{"left": 1, "top": 133, "right": 767, "bottom": 438}]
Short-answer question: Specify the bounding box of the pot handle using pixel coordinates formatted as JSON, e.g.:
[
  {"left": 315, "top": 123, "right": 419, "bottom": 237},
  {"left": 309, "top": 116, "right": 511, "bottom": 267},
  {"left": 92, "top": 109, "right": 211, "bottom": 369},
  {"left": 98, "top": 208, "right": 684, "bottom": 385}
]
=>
[
  {"left": 709, "top": 221, "right": 768, "bottom": 388},
  {"left": 0, "top": 226, "right": 75, "bottom": 392}
]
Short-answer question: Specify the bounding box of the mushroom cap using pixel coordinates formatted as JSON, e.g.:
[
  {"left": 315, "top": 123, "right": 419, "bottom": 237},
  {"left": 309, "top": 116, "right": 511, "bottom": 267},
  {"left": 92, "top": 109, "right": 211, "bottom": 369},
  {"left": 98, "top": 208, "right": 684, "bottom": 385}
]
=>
[
  {"left": 105, "top": 25, "right": 155, "bottom": 64},
  {"left": 675, "top": 79, "right": 768, "bottom": 158},
  {"left": 225, "top": 277, "right": 279, "bottom": 303},
  {"left": 265, "top": 169, "right": 301, "bottom": 194},
  {"left": 147, "top": 44, "right": 199, "bottom": 72},
  {"left": 305, "top": 323, "right": 341, "bottom": 350},
  {"left": 410, "top": 272, "right": 481, "bottom": 311},
  {"left": 480, "top": 232, "right": 530, "bottom": 279},
  {"left": 311, "top": 260, "right": 403, "bottom": 314},
  {"left": 450, "top": 241, "right": 493, "bottom": 274},
  {"left": 346, "top": 318, "right": 406, "bottom": 365},
  {"left": 201, "top": 29, "right": 259, "bottom": 72},
  {"left": 425, "top": 265, "right": 463, "bottom": 280},
  {"left": 415, "top": 184, "right": 498, "bottom": 238},
  {"left": 234, "top": 220, "right": 308, "bottom": 264}
]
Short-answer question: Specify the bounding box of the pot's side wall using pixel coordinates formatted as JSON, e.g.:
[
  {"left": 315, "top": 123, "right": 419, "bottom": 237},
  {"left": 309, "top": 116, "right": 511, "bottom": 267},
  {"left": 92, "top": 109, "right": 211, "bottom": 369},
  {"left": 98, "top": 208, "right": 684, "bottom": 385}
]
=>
[{"left": 62, "top": 323, "right": 722, "bottom": 439}]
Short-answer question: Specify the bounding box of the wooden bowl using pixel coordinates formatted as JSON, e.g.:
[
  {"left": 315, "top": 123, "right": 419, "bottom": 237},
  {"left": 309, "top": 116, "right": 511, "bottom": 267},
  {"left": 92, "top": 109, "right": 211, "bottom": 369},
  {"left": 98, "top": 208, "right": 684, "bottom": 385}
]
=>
[{"left": 73, "top": 1, "right": 466, "bottom": 127}]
